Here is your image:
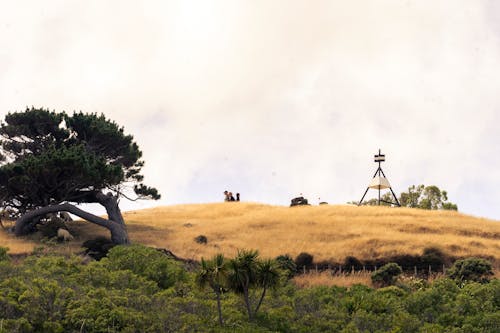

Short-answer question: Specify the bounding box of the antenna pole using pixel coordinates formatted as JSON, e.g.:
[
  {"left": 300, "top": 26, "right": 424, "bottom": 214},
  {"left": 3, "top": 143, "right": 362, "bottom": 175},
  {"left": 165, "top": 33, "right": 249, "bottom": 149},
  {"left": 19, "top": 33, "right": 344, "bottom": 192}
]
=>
[{"left": 377, "top": 149, "right": 381, "bottom": 205}]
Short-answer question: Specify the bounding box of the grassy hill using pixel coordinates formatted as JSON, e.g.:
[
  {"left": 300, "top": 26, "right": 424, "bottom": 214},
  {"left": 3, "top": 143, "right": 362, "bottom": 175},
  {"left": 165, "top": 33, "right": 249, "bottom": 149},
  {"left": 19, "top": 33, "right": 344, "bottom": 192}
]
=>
[{"left": 2, "top": 203, "right": 499, "bottom": 267}]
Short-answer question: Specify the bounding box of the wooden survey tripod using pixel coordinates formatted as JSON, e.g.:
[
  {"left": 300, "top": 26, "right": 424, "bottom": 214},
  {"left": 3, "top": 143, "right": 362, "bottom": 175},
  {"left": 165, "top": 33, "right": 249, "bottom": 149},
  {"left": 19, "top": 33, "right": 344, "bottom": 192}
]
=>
[{"left": 358, "top": 149, "right": 400, "bottom": 206}]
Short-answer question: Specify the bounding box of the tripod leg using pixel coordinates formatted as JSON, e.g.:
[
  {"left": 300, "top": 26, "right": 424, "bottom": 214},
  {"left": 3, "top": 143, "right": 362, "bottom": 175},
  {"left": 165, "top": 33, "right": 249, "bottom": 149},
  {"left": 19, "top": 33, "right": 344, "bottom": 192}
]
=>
[
  {"left": 358, "top": 187, "right": 370, "bottom": 206},
  {"left": 389, "top": 187, "right": 400, "bottom": 206}
]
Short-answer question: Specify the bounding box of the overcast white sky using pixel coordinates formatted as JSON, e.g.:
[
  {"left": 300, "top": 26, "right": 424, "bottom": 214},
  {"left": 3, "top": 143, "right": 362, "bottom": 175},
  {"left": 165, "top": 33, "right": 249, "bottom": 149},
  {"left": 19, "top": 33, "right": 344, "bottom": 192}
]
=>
[{"left": 1, "top": 1, "right": 500, "bottom": 220}]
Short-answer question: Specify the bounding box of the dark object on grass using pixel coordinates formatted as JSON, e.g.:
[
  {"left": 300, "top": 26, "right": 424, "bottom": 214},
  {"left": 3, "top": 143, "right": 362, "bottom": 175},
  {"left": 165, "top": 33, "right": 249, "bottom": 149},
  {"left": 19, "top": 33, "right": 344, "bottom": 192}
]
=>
[
  {"left": 290, "top": 197, "right": 309, "bottom": 207},
  {"left": 295, "top": 252, "right": 314, "bottom": 268},
  {"left": 343, "top": 256, "right": 363, "bottom": 271},
  {"left": 195, "top": 235, "right": 208, "bottom": 244},
  {"left": 82, "top": 236, "right": 116, "bottom": 260}
]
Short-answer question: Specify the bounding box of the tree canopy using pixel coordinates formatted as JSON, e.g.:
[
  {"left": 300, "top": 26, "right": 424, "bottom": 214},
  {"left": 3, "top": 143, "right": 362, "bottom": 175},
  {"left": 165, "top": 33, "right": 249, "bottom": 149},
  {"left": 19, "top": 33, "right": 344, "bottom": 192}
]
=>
[
  {"left": 399, "top": 184, "right": 457, "bottom": 211},
  {"left": 0, "top": 107, "right": 160, "bottom": 244}
]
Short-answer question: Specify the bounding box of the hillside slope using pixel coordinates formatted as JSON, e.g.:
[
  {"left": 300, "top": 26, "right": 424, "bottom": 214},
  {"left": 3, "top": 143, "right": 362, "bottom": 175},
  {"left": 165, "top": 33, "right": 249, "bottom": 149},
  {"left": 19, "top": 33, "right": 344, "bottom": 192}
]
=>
[{"left": 2, "top": 203, "right": 500, "bottom": 263}]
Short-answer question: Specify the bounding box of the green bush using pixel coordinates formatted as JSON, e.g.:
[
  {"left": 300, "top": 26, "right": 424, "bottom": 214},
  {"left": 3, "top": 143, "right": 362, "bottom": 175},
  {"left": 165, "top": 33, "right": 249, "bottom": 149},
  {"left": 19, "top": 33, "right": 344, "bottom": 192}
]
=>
[
  {"left": 0, "top": 247, "right": 9, "bottom": 261},
  {"left": 371, "top": 263, "right": 403, "bottom": 287},
  {"left": 0, "top": 245, "right": 498, "bottom": 332},
  {"left": 275, "top": 254, "right": 297, "bottom": 278},
  {"left": 447, "top": 257, "right": 494, "bottom": 283},
  {"left": 104, "top": 244, "right": 185, "bottom": 289}
]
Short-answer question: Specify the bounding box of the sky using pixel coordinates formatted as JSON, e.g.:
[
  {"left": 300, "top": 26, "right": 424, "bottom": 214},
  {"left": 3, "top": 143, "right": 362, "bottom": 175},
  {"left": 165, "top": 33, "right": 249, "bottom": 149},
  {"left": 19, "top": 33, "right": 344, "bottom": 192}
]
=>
[{"left": 1, "top": 1, "right": 500, "bottom": 220}]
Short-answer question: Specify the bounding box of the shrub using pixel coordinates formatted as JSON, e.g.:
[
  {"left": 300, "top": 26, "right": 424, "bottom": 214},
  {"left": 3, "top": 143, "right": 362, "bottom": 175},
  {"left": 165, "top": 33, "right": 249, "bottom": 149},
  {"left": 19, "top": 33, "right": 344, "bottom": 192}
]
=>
[
  {"left": 421, "top": 247, "right": 447, "bottom": 270},
  {"left": 37, "top": 216, "right": 66, "bottom": 239},
  {"left": 371, "top": 263, "right": 403, "bottom": 287},
  {"left": 194, "top": 235, "right": 208, "bottom": 244},
  {"left": 446, "top": 257, "right": 494, "bottom": 283},
  {"left": 104, "top": 244, "right": 185, "bottom": 289},
  {"left": 0, "top": 247, "right": 9, "bottom": 261},
  {"left": 295, "top": 252, "right": 313, "bottom": 269},
  {"left": 82, "top": 237, "right": 115, "bottom": 260},
  {"left": 275, "top": 254, "right": 297, "bottom": 278},
  {"left": 343, "top": 255, "right": 363, "bottom": 271}
]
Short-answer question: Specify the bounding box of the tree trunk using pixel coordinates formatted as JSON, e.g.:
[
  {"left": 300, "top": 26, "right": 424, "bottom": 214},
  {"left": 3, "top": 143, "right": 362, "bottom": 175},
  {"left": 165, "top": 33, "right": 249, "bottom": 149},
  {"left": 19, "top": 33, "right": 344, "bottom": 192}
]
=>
[
  {"left": 95, "top": 192, "right": 125, "bottom": 226},
  {"left": 243, "top": 286, "right": 253, "bottom": 321},
  {"left": 254, "top": 285, "right": 267, "bottom": 317},
  {"left": 14, "top": 202, "right": 129, "bottom": 244},
  {"left": 215, "top": 289, "right": 223, "bottom": 325}
]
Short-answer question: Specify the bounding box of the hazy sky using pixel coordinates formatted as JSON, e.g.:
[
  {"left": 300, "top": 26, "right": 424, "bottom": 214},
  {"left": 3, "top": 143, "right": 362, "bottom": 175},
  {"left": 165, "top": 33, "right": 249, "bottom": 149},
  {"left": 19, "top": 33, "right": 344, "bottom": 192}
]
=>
[{"left": 1, "top": 1, "right": 500, "bottom": 220}]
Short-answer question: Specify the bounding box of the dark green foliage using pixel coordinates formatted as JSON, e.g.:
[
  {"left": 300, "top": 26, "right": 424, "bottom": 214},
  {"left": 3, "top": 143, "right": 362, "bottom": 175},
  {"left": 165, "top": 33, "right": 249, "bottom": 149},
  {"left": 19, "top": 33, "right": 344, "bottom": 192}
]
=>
[
  {"left": 295, "top": 252, "right": 313, "bottom": 269},
  {"left": 104, "top": 244, "right": 185, "bottom": 289},
  {"left": 0, "top": 247, "right": 8, "bottom": 261},
  {"left": 0, "top": 107, "right": 159, "bottom": 214},
  {"left": 275, "top": 254, "right": 297, "bottom": 278},
  {"left": 447, "top": 257, "right": 494, "bottom": 283},
  {"left": 226, "top": 250, "right": 283, "bottom": 320},
  {"left": 371, "top": 263, "right": 403, "bottom": 287},
  {"left": 196, "top": 254, "right": 228, "bottom": 325},
  {"left": 37, "top": 216, "right": 67, "bottom": 239},
  {"left": 0, "top": 249, "right": 498, "bottom": 332},
  {"left": 399, "top": 184, "right": 458, "bottom": 210},
  {"left": 82, "top": 236, "right": 116, "bottom": 260}
]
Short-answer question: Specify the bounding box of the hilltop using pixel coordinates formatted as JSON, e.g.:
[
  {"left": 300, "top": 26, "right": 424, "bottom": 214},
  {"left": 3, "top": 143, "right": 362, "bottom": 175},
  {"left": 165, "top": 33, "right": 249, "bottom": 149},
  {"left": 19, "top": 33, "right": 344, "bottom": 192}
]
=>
[{"left": 2, "top": 203, "right": 499, "bottom": 266}]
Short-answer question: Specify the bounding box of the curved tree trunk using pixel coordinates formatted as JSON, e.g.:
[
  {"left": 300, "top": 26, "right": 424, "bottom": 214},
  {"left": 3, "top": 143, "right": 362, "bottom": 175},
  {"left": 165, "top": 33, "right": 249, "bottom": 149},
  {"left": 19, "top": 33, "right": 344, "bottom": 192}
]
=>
[
  {"left": 14, "top": 202, "right": 129, "bottom": 244},
  {"left": 95, "top": 192, "right": 126, "bottom": 226}
]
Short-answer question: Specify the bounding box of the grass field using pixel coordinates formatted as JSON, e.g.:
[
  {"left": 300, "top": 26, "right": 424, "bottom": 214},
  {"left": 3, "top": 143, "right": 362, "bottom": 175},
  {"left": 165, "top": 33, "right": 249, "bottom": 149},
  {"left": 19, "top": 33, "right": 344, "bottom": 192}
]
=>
[
  {"left": 2, "top": 203, "right": 498, "bottom": 265},
  {"left": 124, "top": 203, "right": 500, "bottom": 263}
]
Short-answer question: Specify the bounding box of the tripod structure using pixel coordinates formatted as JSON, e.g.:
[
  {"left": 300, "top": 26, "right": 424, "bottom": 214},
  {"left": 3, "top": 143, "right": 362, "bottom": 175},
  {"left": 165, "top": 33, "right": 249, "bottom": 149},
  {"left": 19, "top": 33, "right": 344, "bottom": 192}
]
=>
[{"left": 358, "top": 149, "right": 400, "bottom": 206}]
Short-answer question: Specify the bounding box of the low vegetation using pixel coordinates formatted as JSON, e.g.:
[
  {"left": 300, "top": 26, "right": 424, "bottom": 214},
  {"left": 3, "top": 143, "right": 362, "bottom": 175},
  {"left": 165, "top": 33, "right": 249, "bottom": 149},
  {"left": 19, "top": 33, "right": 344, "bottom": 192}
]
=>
[{"left": 0, "top": 245, "right": 498, "bottom": 332}]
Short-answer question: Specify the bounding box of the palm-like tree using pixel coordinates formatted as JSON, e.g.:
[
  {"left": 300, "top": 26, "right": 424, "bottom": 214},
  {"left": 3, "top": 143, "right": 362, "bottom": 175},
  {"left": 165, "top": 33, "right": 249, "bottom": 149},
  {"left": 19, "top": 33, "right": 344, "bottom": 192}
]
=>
[
  {"left": 254, "top": 258, "right": 282, "bottom": 316},
  {"left": 227, "top": 249, "right": 259, "bottom": 320},
  {"left": 196, "top": 253, "right": 228, "bottom": 325}
]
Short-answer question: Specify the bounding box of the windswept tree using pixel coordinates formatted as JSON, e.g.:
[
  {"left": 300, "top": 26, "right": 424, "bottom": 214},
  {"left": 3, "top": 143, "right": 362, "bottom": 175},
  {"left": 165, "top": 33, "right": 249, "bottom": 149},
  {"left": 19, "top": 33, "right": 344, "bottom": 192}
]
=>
[{"left": 0, "top": 108, "right": 160, "bottom": 244}]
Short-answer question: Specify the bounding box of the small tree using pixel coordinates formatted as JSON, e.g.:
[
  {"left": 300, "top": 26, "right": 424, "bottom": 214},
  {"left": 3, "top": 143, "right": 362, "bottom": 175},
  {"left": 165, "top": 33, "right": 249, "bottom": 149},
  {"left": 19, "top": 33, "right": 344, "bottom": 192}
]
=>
[
  {"left": 254, "top": 259, "right": 282, "bottom": 316},
  {"left": 371, "top": 263, "right": 402, "bottom": 287},
  {"left": 227, "top": 249, "right": 259, "bottom": 320},
  {"left": 295, "top": 252, "right": 313, "bottom": 269},
  {"left": 399, "top": 184, "right": 457, "bottom": 211},
  {"left": 227, "top": 250, "right": 282, "bottom": 320},
  {"left": 196, "top": 254, "right": 228, "bottom": 326},
  {"left": 275, "top": 254, "right": 297, "bottom": 278},
  {"left": 447, "top": 258, "right": 494, "bottom": 283}
]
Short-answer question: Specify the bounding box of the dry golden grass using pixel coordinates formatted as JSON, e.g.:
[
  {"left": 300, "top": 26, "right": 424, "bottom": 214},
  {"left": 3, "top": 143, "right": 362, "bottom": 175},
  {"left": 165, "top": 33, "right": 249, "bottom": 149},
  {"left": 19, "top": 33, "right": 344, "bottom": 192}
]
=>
[
  {"left": 2, "top": 203, "right": 500, "bottom": 267},
  {"left": 293, "top": 271, "right": 373, "bottom": 288},
  {"left": 0, "top": 226, "right": 36, "bottom": 254},
  {"left": 120, "top": 203, "right": 500, "bottom": 263}
]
